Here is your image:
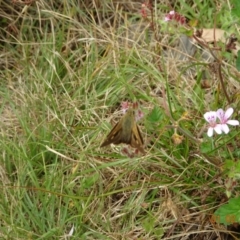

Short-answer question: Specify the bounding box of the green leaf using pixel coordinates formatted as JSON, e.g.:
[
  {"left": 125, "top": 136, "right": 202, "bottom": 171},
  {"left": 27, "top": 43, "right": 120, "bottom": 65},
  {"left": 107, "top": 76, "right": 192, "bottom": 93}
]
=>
[
  {"left": 231, "top": 0, "right": 240, "bottom": 18},
  {"left": 82, "top": 173, "right": 99, "bottom": 189},
  {"left": 214, "top": 197, "right": 240, "bottom": 225},
  {"left": 223, "top": 160, "right": 240, "bottom": 178},
  {"left": 200, "top": 141, "right": 213, "bottom": 154},
  {"left": 147, "top": 106, "right": 163, "bottom": 123},
  {"left": 142, "top": 216, "right": 155, "bottom": 232},
  {"left": 236, "top": 50, "right": 240, "bottom": 71}
]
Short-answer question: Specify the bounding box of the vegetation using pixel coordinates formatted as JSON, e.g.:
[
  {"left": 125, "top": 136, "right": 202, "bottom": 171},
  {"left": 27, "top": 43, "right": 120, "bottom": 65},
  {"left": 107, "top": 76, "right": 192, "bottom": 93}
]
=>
[{"left": 0, "top": 0, "right": 239, "bottom": 239}]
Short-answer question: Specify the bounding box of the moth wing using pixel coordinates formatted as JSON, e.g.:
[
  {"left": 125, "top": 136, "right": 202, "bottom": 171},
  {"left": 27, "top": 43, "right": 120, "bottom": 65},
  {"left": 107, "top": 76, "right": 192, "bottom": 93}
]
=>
[
  {"left": 100, "top": 120, "right": 123, "bottom": 147},
  {"left": 130, "top": 123, "right": 145, "bottom": 153}
]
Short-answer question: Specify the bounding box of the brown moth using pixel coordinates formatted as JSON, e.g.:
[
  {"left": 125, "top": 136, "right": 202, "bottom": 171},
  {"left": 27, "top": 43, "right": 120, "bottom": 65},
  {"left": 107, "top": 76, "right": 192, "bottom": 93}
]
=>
[{"left": 101, "top": 108, "right": 145, "bottom": 153}]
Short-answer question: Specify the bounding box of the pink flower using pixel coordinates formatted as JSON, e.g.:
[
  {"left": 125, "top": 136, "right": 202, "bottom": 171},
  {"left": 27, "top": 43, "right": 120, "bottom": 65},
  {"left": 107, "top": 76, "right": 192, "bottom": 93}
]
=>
[
  {"left": 120, "top": 102, "right": 144, "bottom": 121},
  {"left": 121, "top": 101, "right": 130, "bottom": 114},
  {"left": 164, "top": 10, "right": 186, "bottom": 24},
  {"left": 204, "top": 111, "right": 222, "bottom": 137},
  {"left": 140, "top": 4, "right": 148, "bottom": 18},
  {"left": 140, "top": 2, "right": 152, "bottom": 19},
  {"left": 216, "top": 108, "right": 239, "bottom": 134},
  {"left": 135, "top": 109, "right": 144, "bottom": 121},
  {"left": 164, "top": 10, "right": 175, "bottom": 21}
]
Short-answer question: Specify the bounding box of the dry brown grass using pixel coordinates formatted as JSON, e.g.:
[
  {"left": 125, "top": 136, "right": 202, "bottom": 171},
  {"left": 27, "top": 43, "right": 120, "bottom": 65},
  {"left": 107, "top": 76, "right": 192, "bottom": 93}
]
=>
[{"left": 0, "top": 0, "right": 239, "bottom": 239}]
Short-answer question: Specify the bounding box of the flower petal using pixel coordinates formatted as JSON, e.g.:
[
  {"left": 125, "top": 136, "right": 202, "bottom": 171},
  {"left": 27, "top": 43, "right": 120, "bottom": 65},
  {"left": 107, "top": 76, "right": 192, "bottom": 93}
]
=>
[
  {"left": 204, "top": 111, "right": 217, "bottom": 123},
  {"left": 225, "top": 108, "right": 234, "bottom": 119},
  {"left": 135, "top": 110, "right": 144, "bottom": 121},
  {"left": 121, "top": 102, "right": 129, "bottom": 113},
  {"left": 207, "top": 127, "right": 214, "bottom": 137},
  {"left": 216, "top": 109, "right": 224, "bottom": 121},
  {"left": 227, "top": 120, "right": 239, "bottom": 126},
  {"left": 214, "top": 124, "right": 222, "bottom": 134},
  {"left": 164, "top": 16, "right": 170, "bottom": 21},
  {"left": 221, "top": 124, "right": 229, "bottom": 134}
]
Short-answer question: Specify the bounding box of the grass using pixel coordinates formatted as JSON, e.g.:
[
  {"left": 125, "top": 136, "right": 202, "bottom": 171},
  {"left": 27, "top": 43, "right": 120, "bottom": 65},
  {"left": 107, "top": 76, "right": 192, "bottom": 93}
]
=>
[{"left": 0, "top": 0, "right": 239, "bottom": 239}]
